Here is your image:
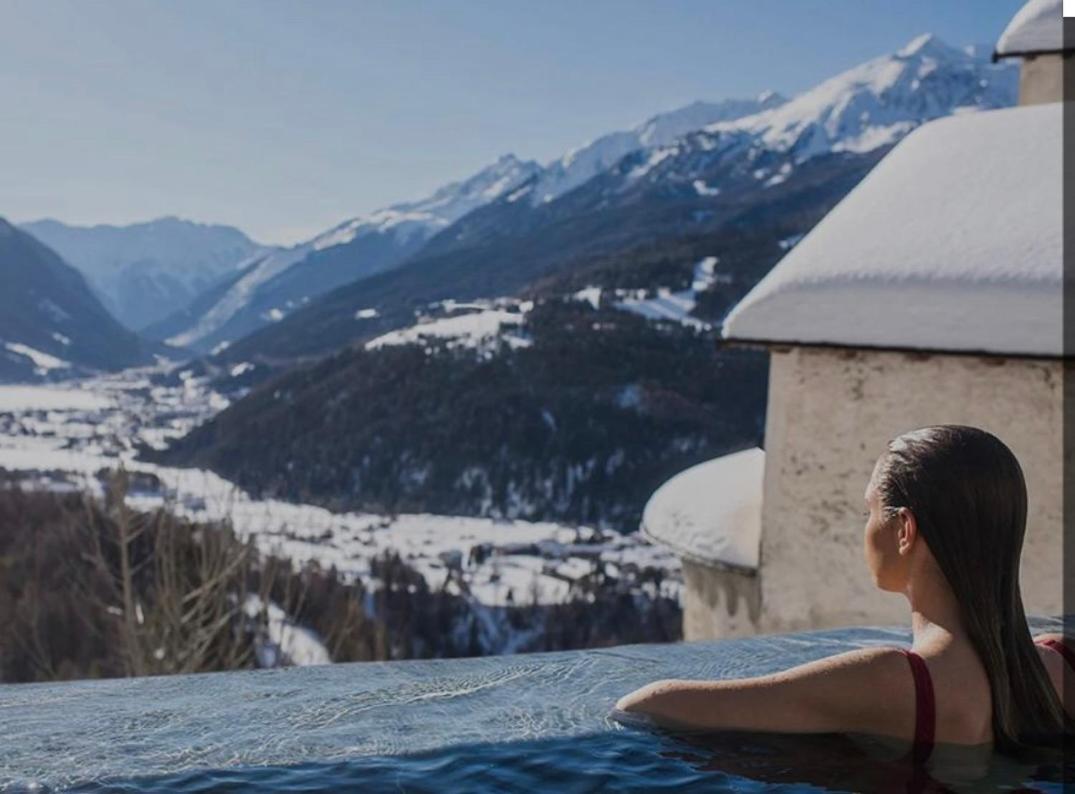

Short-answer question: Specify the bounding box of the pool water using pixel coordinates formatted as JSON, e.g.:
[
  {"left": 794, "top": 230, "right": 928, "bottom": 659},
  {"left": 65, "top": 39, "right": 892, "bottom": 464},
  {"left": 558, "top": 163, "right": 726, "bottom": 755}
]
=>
[{"left": 2, "top": 621, "right": 1070, "bottom": 792}]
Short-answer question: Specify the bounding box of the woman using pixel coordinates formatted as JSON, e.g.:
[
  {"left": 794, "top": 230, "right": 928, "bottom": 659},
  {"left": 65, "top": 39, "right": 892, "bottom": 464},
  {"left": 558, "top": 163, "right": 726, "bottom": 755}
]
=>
[{"left": 617, "top": 426, "right": 1073, "bottom": 762}]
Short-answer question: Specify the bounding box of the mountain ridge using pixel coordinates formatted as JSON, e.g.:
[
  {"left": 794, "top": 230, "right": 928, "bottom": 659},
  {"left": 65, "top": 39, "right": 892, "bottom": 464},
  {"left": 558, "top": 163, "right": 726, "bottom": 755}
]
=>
[
  {"left": 158, "top": 154, "right": 543, "bottom": 353},
  {"left": 21, "top": 217, "right": 268, "bottom": 332},
  {"left": 0, "top": 218, "right": 157, "bottom": 380},
  {"left": 216, "top": 33, "right": 1013, "bottom": 365}
]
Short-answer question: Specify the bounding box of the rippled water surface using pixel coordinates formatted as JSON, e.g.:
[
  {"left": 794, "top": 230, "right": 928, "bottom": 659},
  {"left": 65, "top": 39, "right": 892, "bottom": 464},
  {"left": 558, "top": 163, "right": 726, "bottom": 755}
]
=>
[{"left": 3, "top": 622, "right": 1070, "bottom": 792}]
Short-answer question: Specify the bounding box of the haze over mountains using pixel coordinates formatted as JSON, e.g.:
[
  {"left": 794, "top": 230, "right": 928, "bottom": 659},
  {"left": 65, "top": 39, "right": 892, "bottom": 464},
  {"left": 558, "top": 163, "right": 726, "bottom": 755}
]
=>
[
  {"left": 149, "top": 154, "right": 544, "bottom": 353},
  {"left": 4, "top": 33, "right": 1016, "bottom": 385},
  {"left": 21, "top": 217, "right": 268, "bottom": 332},
  {"left": 0, "top": 219, "right": 155, "bottom": 381}
]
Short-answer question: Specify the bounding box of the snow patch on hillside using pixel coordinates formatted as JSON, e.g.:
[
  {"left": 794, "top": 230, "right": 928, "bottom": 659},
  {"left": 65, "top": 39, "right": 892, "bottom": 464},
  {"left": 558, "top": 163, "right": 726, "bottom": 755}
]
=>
[
  {"left": 614, "top": 257, "right": 719, "bottom": 330},
  {"left": 0, "top": 385, "right": 110, "bottom": 411},
  {"left": 366, "top": 300, "right": 534, "bottom": 354},
  {"left": 4, "top": 342, "right": 70, "bottom": 374}
]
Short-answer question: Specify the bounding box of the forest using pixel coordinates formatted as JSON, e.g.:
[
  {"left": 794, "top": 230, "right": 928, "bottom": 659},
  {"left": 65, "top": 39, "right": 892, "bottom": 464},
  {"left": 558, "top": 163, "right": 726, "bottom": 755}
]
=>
[{"left": 0, "top": 476, "right": 681, "bottom": 684}]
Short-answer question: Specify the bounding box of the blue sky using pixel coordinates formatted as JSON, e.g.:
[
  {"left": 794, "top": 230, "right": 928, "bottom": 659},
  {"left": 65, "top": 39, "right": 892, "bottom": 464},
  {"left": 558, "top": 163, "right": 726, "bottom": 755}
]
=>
[{"left": 2, "top": 0, "right": 1022, "bottom": 244}]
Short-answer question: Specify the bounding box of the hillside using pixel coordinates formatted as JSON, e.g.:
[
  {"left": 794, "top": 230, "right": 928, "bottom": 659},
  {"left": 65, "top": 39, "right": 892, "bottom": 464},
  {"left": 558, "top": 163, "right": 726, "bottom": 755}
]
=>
[
  {"left": 0, "top": 218, "right": 155, "bottom": 381},
  {"left": 156, "top": 299, "right": 767, "bottom": 530}
]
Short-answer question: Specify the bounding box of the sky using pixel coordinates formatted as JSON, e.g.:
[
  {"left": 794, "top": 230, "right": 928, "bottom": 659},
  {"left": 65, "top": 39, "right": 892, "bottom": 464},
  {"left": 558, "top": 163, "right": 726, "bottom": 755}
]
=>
[{"left": 1, "top": 0, "right": 1024, "bottom": 245}]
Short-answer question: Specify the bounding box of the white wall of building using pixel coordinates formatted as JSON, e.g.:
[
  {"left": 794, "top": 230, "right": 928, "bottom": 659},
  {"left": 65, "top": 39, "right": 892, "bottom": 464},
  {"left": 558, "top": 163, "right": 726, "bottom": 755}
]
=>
[{"left": 753, "top": 345, "right": 1063, "bottom": 634}]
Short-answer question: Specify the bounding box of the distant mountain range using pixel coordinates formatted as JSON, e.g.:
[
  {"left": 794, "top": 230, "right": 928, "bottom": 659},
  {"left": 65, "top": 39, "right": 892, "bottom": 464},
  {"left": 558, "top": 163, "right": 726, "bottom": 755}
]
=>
[
  {"left": 0, "top": 219, "right": 156, "bottom": 381},
  {"left": 142, "top": 94, "right": 791, "bottom": 355},
  {"left": 21, "top": 217, "right": 268, "bottom": 332},
  {"left": 8, "top": 32, "right": 1016, "bottom": 392},
  {"left": 215, "top": 33, "right": 1015, "bottom": 364},
  {"left": 147, "top": 155, "right": 543, "bottom": 353}
]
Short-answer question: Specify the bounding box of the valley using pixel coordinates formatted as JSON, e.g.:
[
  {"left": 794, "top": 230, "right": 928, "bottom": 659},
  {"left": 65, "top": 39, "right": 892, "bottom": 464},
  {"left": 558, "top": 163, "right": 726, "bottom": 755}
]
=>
[{"left": 0, "top": 363, "right": 683, "bottom": 660}]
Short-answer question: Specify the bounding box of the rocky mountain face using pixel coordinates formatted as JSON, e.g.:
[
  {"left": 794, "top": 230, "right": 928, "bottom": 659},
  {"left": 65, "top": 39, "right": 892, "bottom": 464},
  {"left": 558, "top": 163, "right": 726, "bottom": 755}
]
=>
[
  {"left": 0, "top": 218, "right": 155, "bottom": 381},
  {"left": 21, "top": 217, "right": 267, "bottom": 332}
]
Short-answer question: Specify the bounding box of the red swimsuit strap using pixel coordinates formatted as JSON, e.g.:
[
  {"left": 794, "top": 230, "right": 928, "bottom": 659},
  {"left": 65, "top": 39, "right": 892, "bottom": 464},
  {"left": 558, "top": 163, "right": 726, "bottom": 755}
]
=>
[
  {"left": 1035, "top": 636, "right": 1075, "bottom": 672},
  {"left": 898, "top": 648, "right": 936, "bottom": 766}
]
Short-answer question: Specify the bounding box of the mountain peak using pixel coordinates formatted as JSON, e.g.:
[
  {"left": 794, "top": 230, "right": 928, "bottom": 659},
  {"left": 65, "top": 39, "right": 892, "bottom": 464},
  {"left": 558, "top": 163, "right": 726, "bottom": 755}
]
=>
[
  {"left": 897, "top": 33, "right": 964, "bottom": 60},
  {"left": 699, "top": 32, "right": 1016, "bottom": 162},
  {"left": 532, "top": 93, "right": 788, "bottom": 205}
]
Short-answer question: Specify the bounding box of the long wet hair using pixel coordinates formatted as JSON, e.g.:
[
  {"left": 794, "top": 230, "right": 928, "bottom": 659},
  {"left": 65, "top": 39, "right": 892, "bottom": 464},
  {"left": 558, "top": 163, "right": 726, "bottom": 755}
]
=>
[{"left": 876, "top": 424, "right": 1070, "bottom": 752}]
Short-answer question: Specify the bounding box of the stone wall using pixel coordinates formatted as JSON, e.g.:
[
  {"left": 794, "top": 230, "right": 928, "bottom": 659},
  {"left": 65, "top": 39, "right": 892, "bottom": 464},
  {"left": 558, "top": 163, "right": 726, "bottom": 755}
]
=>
[
  {"left": 753, "top": 346, "right": 1063, "bottom": 634},
  {"left": 1017, "top": 54, "right": 1071, "bottom": 107},
  {"left": 681, "top": 558, "right": 761, "bottom": 640}
]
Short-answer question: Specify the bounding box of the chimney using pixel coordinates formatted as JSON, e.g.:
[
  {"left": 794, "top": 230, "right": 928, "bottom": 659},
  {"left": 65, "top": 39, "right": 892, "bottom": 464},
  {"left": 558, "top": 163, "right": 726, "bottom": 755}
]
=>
[{"left": 993, "top": 0, "right": 1071, "bottom": 105}]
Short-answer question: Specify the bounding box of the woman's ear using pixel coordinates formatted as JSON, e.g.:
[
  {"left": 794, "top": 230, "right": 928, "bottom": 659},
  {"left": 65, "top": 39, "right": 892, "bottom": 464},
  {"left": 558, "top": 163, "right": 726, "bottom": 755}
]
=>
[{"left": 896, "top": 508, "right": 917, "bottom": 555}]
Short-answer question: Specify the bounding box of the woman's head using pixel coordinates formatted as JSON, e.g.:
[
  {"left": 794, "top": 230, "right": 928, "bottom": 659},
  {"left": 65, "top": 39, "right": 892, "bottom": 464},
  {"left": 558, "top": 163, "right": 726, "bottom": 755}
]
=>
[
  {"left": 862, "top": 425, "right": 1067, "bottom": 750},
  {"left": 863, "top": 425, "right": 1028, "bottom": 599}
]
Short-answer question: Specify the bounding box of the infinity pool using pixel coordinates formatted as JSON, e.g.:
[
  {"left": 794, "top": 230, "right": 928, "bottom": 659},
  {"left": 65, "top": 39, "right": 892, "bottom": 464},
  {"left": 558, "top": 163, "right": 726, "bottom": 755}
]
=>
[{"left": 2, "top": 621, "right": 1070, "bottom": 792}]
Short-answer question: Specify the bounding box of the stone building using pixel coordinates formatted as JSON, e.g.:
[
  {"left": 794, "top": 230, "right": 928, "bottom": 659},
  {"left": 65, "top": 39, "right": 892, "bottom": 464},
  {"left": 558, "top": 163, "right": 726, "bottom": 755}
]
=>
[
  {"left": 645, "top": 0, "right": 1065, "bottom": 640},
  {"left": 642, "top": 447, "right": 764, "bottom": 640}
]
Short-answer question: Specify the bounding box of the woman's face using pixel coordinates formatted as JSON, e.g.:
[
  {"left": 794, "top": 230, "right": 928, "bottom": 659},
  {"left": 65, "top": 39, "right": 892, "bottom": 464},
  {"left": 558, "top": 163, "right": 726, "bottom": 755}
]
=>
[{"left": 863, "top": 455, "right": 904, "bottom": 592}]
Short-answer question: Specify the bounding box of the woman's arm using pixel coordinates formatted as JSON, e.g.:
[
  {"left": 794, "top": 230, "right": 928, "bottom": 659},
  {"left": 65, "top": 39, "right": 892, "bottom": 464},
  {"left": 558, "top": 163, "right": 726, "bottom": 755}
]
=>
[{"left": 615, "top": 647, "right": 913, "bottom": 736}]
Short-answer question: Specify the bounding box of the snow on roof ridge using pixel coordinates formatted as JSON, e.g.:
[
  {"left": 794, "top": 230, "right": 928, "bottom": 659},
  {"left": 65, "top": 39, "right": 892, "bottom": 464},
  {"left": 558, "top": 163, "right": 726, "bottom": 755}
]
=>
[
  {"left": 995, "top": 0, "right": 1064, "bottom": 57},
  {"left": 722, "top": 103, "right": 1061, "bottom": 357}
]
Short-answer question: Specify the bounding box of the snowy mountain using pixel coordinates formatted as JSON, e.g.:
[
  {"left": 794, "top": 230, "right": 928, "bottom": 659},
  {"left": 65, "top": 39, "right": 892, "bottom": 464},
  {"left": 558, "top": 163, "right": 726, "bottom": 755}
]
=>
[
  {"left": 528, "top": 93, "right": 787, "bottom": 204},
  {"left": 0, "top": 218, "right": 155, "bottom": 381},
  {"left": 157, "top": 154, "right": 542, "bottom": 353},
  {"left": 704, "top": 34, "right": 1015, "bottom": 160},
  {"left": 219, "top": 34, "right": 1015, "bottom": 365},
  {"left": 21, "top": 217, "right": 268, "bottom": 332}
]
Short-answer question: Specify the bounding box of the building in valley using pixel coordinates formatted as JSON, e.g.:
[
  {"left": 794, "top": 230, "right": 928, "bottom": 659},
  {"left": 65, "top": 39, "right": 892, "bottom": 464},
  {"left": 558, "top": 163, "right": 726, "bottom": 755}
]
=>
[{"left": 645, "top": 0, "right": 1066, "bottom": 640}]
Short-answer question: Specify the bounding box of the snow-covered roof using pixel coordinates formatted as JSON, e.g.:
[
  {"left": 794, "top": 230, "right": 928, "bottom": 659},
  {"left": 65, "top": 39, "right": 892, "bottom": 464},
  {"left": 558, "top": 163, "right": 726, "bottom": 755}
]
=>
[
  {"left": 723, "top": 103, "right": 1061, "bottom": 358},
  {"left": 995, "top": 0, "right": 1065, "bottom": 58},
  {"left": 641, "top": 447, "right": 763, "bottom": 571}
]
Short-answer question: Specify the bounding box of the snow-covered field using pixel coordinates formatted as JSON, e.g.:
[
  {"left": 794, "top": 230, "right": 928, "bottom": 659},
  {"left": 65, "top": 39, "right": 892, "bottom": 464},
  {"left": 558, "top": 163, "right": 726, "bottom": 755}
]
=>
[
  {"left": 567, "top": 256, "right": 723, "bottom": 330},
  {"left": 0, "top": 365, "right": 682, "bottom": 618}
]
